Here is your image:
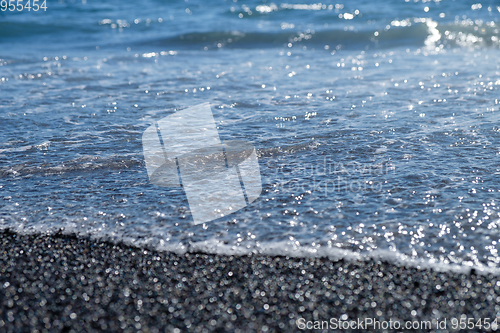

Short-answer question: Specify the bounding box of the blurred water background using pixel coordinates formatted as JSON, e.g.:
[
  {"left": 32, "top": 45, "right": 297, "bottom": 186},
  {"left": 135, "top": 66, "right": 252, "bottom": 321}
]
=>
[{"left": 1, "top": 0, "right": 500, "bottom": 273}]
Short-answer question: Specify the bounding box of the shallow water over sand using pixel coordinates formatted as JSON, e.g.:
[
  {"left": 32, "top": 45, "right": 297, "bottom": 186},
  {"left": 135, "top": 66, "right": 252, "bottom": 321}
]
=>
[{"left": 1, "top": 0, "right": 500, "bottom": 273}]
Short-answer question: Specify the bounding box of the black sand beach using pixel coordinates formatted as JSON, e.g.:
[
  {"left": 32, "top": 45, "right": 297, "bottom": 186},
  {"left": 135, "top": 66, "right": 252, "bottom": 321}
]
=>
[{"left": 1, "top": 230, "right": 499, "bottom": 332}]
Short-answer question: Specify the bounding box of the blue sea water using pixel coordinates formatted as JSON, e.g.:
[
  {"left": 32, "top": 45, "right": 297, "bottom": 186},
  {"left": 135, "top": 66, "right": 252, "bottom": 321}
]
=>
[{"left": 1, "top": 0, "right": 500, "bottom": 273}]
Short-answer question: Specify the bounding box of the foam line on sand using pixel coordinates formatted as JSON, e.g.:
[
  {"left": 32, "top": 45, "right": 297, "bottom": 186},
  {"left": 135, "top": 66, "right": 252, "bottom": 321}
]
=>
[{"left": 1, "top": 231, "right": 499, "bottom": 332}]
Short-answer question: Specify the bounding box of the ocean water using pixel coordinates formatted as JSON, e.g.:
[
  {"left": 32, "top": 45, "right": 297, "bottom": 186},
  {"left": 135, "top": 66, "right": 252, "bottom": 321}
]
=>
[{"left": 1, "top": 0, "right": 500, "bottom": 273}]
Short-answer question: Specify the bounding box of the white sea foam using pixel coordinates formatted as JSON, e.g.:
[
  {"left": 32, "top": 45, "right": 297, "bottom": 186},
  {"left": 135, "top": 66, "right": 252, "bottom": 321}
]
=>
[{"left": 2, "top": 220, "right": 499, "bottom": 276}]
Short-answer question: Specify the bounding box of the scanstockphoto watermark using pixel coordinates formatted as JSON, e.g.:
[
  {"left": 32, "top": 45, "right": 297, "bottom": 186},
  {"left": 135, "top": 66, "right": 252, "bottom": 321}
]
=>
[
  {"left": 296, "top": 316, "right": 500, "bottom": 331},
  {"left": 296, "top": 317, "right": 440, "bottom": 330},
  {"left": 269, "top": 158, "right": 396, "bottom": 195},
  {"left": 142, "top": 102, "right": 262, "bottom": 225}
]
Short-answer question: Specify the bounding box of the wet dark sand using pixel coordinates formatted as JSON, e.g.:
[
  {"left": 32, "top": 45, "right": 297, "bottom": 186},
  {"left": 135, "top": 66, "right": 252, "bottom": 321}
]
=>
[{"left": 1, "top": 230, "right": 499, "bottom": 332}]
